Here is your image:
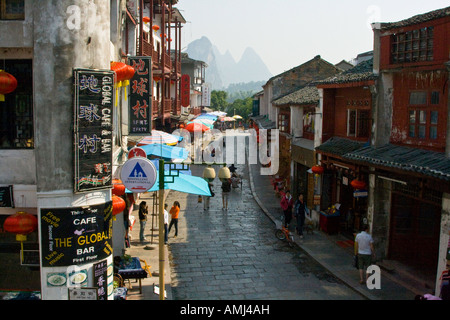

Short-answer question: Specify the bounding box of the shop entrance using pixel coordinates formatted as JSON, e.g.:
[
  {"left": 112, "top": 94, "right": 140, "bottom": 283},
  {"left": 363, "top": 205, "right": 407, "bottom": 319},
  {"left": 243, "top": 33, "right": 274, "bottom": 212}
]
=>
[{"left": 389, "top": 193, "right": 441, "bottom": 273}]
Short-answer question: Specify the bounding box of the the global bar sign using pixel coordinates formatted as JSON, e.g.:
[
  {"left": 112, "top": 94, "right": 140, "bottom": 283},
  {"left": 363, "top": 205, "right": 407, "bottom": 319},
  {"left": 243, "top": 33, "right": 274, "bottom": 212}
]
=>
[{"left": 40, "top": 202, "right": 113, "bottom": 267}]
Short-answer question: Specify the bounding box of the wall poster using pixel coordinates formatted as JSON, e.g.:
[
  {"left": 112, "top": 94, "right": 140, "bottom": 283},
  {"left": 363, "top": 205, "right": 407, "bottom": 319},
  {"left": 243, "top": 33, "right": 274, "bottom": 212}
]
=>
[{"left": 73, "top": 68, "right": 114, "bottom": 193}]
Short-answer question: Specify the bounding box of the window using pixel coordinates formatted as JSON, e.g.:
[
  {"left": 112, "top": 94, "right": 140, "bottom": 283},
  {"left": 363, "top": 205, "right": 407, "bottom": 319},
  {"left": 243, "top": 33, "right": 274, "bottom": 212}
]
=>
[
  {"left": 391, "top": 26, "right": 433, "bottom": 64},
  {"left": 0, "top": 60, "right": 33, "bottom": 149},
  {"left": 0, "top": 0, "right": 24, "bottom": 20},
  {"left": 278, "top": 112, "right": 289, "bottom": 134},
  {"left": 408, "top": 91, "right": 439, "bottom": 140},
  {"left": 347, "top": 109, "right": 370, "bottom": 138},
  {"left": 303, "top": 107, "right": 315, "bottom": 138}
]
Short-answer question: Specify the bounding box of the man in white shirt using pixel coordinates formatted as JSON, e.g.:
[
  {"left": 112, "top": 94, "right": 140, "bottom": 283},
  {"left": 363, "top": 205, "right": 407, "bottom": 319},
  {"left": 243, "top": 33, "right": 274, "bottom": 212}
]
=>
[{"left": 355, "top": 224, "right": 375, "bottom": 284}]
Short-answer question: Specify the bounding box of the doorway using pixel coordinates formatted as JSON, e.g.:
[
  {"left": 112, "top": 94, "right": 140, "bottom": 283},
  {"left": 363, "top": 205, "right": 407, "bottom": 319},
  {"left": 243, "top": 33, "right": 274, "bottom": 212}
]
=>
[{"left": 389, "top": 193, "right": 441, "bottom": 273}]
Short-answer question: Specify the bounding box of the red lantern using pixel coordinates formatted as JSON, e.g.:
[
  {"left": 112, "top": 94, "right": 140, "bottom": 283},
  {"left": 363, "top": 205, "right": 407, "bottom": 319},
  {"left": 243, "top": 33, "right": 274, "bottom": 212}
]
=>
[
  {"left": 0, "top": 70, "right": 18, "bottom": 102},
  {"left": 143, "top": 16, "right": 150, "bottom": 24},
  {"left": 111, "top": 62, "right": 130, "bottom": 83},
  {"left": 152, "top": 24, "right": 160, "bottom": 32},
  {"left": 311, "top": 165, "right": 324, "bottom": 175},
  {"left": 3, "top": 211, "right": 38, "bottom": 242},
  {"left": 112, "top": 195, "right": 126, "bottom": 216},
  {"left": 112, "top": 179, "right": 126, "bottom": 196},
  {"left": 125, "top": 65, "right": 135, "bottom": 80},
  {"left": 351, "top": 179, "right": 366, "bottom": 190}
]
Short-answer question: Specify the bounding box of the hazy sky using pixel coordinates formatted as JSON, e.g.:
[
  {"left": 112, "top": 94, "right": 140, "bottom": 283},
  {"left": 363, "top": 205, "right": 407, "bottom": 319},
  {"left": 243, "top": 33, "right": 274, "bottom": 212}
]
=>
[{"left": 176, "top": 0, "right": 449, "bottom": 75}]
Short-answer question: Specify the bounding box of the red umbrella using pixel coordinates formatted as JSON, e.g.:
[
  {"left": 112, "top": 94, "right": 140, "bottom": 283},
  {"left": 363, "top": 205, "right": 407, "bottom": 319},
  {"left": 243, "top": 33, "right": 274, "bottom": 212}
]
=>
[{"left": 184, "top": 122, "right": 210, "bottom": 133}]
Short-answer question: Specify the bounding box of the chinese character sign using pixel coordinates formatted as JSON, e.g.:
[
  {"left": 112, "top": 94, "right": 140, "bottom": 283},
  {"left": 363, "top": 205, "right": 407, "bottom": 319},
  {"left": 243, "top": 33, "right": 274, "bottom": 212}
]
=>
[
  {"left": 129, "top": 57, "right": 152, "bottom": 135},
  {"left": 74, "top": 69, "right": 114, "bottom": 193},
  {"left": 181, "top": 74, "right": 190, "bottom": 107}
]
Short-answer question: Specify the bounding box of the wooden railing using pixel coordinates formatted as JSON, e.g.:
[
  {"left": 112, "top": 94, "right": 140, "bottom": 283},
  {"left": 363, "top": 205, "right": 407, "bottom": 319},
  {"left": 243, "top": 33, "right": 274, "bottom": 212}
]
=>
[{"left": 163, "top": 99, "right": 172, "bottom": 114}]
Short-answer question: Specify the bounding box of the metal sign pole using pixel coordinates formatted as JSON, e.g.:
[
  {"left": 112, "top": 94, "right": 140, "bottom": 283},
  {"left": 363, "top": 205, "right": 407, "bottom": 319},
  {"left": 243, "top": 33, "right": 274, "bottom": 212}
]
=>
[{"left": 158, "top": 158, "right": 165, "bottom": 300}]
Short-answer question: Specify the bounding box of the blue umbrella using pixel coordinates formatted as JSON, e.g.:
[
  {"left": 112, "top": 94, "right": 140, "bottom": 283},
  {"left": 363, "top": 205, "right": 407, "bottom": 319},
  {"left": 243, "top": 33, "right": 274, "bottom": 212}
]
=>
[
  {"left": 140, "top": 143, "right": 189, "bottom": 161},
  {"left": 125, "top": 171, "right": 211, "bottom": 196},
  {"left": 148, "top": 172, "right": 211, "bottom": 196}
]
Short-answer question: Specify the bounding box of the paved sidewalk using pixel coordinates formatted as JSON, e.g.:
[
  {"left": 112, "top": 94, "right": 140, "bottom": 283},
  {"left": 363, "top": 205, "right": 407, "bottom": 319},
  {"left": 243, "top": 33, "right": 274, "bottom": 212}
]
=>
[{"left": 248, "top": 162, "right": 420, "bottom": 300}]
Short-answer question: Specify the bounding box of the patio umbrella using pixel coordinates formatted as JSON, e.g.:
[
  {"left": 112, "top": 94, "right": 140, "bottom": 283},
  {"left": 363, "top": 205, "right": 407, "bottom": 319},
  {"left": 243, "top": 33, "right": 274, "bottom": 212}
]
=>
[
  {"left": 221, "top": 116, "right": 236, "bottom": 122},
  {"left": 190, "top": 119, "right": 214, "bottom": 129},
  {"left": 140, "top": 143, "right": 189, "bottom": 161},
  {"left": 137, "top": 130, "right": 180, "bottom": 146},
  {"left": 148, "top": 171, "right": 211, "bottom": 196},
  {"left": 184, "top": 122, "right": 210, "bottom": 133},
  {"left": 233, "top": 115, "right": 243, "bottom": 120}
]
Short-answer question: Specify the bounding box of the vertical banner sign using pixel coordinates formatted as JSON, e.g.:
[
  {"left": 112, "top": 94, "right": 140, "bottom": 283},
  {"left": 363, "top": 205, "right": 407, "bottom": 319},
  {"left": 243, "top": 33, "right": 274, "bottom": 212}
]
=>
[
  {"left": 129, "top": 56, "right": 152, "bottom": 135},
  {"left": 93, "top": 260, "right": 108, "bottom": 300},
  {"left": 181, "top": 74, "right": 190, "bottom": 107},
  {"left": 74, "top": 69, "right": 114, "bottom": 193},
  {"left": 40, "top": 202, "right": 113, "bottom": 267},
  {"left": 202, "top": 83, "right": 211, "bottom": 107}
]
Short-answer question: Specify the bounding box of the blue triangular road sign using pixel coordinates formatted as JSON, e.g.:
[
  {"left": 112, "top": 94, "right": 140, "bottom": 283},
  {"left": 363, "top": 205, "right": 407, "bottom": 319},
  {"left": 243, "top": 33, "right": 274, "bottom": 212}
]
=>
[{"left": 130, "top": 162, "right": 147, "bottom": 178}]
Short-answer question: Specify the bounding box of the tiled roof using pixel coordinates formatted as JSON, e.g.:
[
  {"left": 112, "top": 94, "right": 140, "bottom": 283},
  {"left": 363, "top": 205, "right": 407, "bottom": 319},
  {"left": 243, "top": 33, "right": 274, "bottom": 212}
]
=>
[
  {"left": 316, "top": 137, "right": 368, "bottom": 157},
  {"left": 272, "top": 85, "right": 319, "bottom": 106},
  {"left": 379, "top": 6, "right": 450, "bottom": 31},
  {"left": 250, "top": 115, "right": 276, "bottom": 130},
  {"left": 316, "top": 59, "right": 377, "bottom": 86},
  {"left": 344, "top": 144, "right": 450, "bottom": 181}
]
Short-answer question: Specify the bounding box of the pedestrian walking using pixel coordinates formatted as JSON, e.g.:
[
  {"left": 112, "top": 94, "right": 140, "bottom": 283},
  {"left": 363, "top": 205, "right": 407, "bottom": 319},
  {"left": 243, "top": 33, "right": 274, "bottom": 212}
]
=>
[
  {"left": 294, "top": 194, "right": 306, "bottom": 238},
  {"left": 203, "top": 182, "right": 214, "bottom": 211},
  {"left": 354, "top": 224, "right": 375, "bottom": 284},
  {"left": 138, "top": 201, "right": 148, "bottom": 242},
  {"left": 221, "top": 178, "right": 231, "bottom": 210},
  {"left": 168, "top": 201, "right": 181, "bottom": 238},
  {"left": 164, "top": 203, "right": 169, "bottom": 244},
  {"left": 280, "top": 190, "right": 294, "bottom": 228},
  {"left": 230, "top": 172, "right": 240, "bottom": 189}
]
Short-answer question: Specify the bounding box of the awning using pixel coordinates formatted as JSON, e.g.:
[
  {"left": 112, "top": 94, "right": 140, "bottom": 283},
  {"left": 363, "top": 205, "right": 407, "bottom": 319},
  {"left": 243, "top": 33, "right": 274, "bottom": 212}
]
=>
[
  {"left": 316, "top": 136, "right": 369, "bottom": 157},
  {"left": 343, "top": 144, "right": 450, "bottom": 181}
]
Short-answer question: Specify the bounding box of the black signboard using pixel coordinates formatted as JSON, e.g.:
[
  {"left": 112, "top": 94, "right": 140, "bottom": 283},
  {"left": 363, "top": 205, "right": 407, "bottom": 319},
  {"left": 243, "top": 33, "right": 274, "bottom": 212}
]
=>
[
  {"left": 93, "top": 260, "right": 108, "bottom": 300},
  {"left": 0, "top": 185, "right": 14, "bottom": 207},
  {"left": 128, "top": 57, "right": 152, "bottom": 135},
  {"left": 40, "top": 201, "right": 113, "bottom": 267},
  {"left": 74, "top": 69, "right": 114, "bottom": 193}
]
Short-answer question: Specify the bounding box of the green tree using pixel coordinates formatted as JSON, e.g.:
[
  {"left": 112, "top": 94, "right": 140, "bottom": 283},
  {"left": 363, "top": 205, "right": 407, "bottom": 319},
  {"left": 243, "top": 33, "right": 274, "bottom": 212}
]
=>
[
  {"left": 210, "top": 90, "right": 228, "bottom": 111},
  {"left": 226, "top": 97, "right": 253, "bottom": 121}
]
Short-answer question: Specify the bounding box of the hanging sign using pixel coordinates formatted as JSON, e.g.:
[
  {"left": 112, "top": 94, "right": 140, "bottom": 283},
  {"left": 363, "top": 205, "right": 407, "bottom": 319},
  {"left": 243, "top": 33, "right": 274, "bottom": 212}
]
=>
[
  {"left": 40, "top": 202, "right": 113, "bottom": 267},
  {"left": 181, "top": 74, "right": 190, "bottom": 107},
  {"left": 353, "top": 190, "right": 368, "bottom": 198},
  {"left": 120, "top": 157, "right": 157, "bottom": 193},
  {"left": 0, "top": 185, "right": 14, "bottom": 207},
  {"left": 73, "top": 69, "right": 114, "bottom": 193},
  {"left": 129, "top": 56, "right": 152, "bottom": 135}
]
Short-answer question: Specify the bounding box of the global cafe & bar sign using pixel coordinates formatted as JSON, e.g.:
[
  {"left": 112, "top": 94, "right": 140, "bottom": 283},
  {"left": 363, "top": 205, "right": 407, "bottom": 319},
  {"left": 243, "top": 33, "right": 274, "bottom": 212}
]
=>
[{"left": 73, "top": 68, "right": 114, "bottom": 193}]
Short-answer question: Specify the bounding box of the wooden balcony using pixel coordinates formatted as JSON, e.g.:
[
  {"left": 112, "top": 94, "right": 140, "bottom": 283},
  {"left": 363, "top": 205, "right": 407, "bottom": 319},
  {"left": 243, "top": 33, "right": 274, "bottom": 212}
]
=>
[
  {"left": 163, "top": 98, "right": 172, "bottom": 114},
  {"left": 172, "top": 99, "right": 181, "bottom": 114},
  {"left": 142, "top": 38, "right": 153, "bottom": 57},
  {"left": 152, "top": 99, "right": 160, "bottom": 118},
  {"left": 163, "top": 52, "right": 171, "bottom": 71}
]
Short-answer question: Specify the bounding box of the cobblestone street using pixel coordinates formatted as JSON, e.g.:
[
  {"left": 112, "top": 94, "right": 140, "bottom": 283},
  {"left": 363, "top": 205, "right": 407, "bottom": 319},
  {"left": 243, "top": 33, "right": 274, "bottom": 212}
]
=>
[{"left": 165, "top": 163, "right": 365, "bottom": 300}]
